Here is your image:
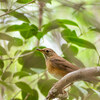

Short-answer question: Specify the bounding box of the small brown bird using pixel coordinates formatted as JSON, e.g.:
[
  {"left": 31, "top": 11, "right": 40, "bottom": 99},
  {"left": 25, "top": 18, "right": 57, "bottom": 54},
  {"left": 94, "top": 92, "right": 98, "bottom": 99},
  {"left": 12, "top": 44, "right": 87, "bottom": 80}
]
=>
[{"left": 37, "top": 48, "right": 79, "bottom": 79}]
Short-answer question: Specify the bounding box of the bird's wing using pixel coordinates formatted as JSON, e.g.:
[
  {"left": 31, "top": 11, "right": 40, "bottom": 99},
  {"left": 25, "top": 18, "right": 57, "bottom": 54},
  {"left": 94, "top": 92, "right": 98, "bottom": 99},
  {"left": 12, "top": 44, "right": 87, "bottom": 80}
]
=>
[{"left": 50, "top": 57, "right": 79, "bottom": 72}]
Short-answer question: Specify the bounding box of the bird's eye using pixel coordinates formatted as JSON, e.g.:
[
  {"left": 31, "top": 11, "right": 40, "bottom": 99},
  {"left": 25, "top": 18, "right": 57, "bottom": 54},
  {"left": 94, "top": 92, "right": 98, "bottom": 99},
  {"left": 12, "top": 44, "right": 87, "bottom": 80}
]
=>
[{"left": 46, "top": 50, "right": 49, "bottom": 53}]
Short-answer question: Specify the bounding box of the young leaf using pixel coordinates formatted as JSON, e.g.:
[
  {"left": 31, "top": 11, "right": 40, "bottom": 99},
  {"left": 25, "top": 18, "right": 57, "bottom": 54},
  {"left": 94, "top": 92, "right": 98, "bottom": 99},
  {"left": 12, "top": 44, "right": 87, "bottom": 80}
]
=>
[
  {"left": 17, "top": 0, "right": 33, "bottom": 4},
  {"left": 0, "top": 45, "right": 7, "bottom": 55},
  {"left": 15, "top": 81, "right": 33, "bottom": 94},
  {"left": 38, "top": 79, "right": 57, "bottom": 96}
]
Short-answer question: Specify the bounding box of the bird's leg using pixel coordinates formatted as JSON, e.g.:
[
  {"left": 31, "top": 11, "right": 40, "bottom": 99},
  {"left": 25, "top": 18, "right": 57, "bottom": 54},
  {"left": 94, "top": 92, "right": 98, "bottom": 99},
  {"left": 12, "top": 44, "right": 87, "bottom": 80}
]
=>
[{"left": 62, "top": 83, "right": 73, "bottom": 93}]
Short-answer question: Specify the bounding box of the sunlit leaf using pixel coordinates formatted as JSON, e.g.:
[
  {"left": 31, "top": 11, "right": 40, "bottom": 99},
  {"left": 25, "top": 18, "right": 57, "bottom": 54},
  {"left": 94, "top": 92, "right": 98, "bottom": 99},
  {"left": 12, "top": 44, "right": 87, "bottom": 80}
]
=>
[
  {"left": 6, "top": 23, "right": 32, "bottom": 32},
  {"left": 36, "top": 32, "right": 44, "bottom": 40},
  {"left": 0, "top": 45, "right": 7, "bottom": 55},
  {"left": 38, "top": 79, "right": 57, "bottom": 96},
  {"left": 17, "top": 0, "right": 33, "bottom": 4},
  {"left": 61, "top": 28, "right": 77, "bottom": 38},
  {"left": 22, "top": 89, "right": 38, "bottom": 100},
  {"left": 20, "top": 24, "right": 38, "bottom": 39},
  {"left": 62, "top": 35, "right": 96, "bottom": 49},
  {"left": 15, "top": 81, "right": 33, "bottom": 94}
]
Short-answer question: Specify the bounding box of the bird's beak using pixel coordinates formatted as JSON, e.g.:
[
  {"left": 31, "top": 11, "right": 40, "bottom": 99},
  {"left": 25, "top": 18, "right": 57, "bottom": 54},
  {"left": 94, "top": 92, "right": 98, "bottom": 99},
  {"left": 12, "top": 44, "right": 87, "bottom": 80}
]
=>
[{"left": 36, "top": 48, "right": 44, "bottom": 53}]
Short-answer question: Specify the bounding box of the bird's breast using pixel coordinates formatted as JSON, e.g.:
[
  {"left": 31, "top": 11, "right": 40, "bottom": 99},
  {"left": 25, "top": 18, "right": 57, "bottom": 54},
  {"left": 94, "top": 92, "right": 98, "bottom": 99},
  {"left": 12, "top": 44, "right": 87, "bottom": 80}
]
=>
[{"left": 46, "top": 59, "right": 67, "bottom": 79}]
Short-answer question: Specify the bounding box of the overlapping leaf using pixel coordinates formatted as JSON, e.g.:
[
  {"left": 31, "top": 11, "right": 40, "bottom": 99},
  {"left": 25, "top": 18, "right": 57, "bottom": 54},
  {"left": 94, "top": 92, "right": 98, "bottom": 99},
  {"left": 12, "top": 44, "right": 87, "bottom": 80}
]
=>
[
  {"left": 43, "top": 19, "right": 79, "bottom": 33},
  {"left": 6, "top": 23, "right": 38, "bottom": 39},
  {"left": 61, "top": 28, "right": 96, "bottom": 50}
]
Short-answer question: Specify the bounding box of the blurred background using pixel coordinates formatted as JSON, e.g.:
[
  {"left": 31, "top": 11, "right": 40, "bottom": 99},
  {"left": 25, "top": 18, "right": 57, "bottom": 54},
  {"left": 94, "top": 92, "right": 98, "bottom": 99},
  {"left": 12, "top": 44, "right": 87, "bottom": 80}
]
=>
[{"left": 0, "top": 0, "right": 100, "bottom": 100}]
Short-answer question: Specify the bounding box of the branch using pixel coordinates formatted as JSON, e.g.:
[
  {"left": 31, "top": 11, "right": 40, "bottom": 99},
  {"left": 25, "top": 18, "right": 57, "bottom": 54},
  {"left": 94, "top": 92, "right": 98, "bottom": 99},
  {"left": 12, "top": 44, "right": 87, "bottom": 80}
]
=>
[
  {"left": 0, "top": 0, "right": 35, "bottom": 18},
  {"left": 45, "top": 67, "right": 100, "bottom": 100}
]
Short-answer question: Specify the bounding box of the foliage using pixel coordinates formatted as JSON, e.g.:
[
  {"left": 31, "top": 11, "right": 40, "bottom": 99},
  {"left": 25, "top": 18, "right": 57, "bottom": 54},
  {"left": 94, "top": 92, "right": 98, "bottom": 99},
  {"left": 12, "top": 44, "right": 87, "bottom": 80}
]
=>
[{"left": 0, "top": 0, "right": 100, "bottom": 100}]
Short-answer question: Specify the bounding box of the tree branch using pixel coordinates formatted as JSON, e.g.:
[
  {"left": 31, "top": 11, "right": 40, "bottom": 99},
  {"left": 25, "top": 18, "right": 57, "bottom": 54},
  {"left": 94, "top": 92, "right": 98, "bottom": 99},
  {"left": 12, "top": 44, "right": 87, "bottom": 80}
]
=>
[
  {"left": 45, "top": 67, "right": 100, "bottom": 100},
  {"left": 0, "top": 0, "right": 35, "bottom": 18}
]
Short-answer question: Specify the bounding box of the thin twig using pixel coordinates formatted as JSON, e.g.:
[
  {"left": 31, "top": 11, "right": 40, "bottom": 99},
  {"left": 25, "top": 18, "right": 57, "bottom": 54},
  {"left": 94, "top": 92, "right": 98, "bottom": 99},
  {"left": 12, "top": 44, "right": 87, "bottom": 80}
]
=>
[
  {"left": 0, "top": 51, "right": 35, "bottom": 61},
  {"left": 0, "top": 0, "right": 35, "bottom": 18},
  {"left": 38, "top": 1, "right": 45, "bottom": 31}
]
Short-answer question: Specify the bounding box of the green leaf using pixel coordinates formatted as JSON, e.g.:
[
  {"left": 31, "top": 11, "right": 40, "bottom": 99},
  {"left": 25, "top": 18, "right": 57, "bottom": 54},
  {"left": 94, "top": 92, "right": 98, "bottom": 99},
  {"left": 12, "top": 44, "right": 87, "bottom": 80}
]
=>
[
  {"left": 58, "top": 19, "right": 79, "bottom": 27},
  {"left": 69, "top": 45, "right": 78, "bottom": 56},
  {"left": 13, "top": 71, "right": 32, "bottom": 78},
  {"left": 0, "top": 59, "right": 4, "bottom": 69},
  {"left": 12, "top": 37, "right": 23, "bottom": 46},
  {"left": 18, "top": 50, "right": 46, "bottom": 72},
  {"left": 17, "top": 0, "right": 33, "bottom": 4},
  {"left": 6, "top": 23, "right": 38, "bottom": 39},
  {"left": 43, "top": 19, "right": 79, "bottom": 33},
  {"left": 20, "top": 24, "right": 38, "bottom": 39},
  {"left": 22, "top": 89, "right": 38, "bottom": 100},
  {"left": 2, "top": 9, "right": 29, "bottom": 23},
  {"left": 36, "top": 32, "right": 44, "bottom": 40},
  {"left": 15, "top": 81, "right": 33, "bottom": 94},
  {"left": 62, "top": 36, "right": 96, "bottom": 49},
  {"left": 0, "top": 45, "right": 7, "bottom": 55},
  {"left": 0, "top": 33, "right": 13, "bottom": 41},
  {"left": 8, "top": 37, "right": 23, "bottom": 50},
  {"left": 38, "top": 79, "right": 57, "bottom": 96},
  {"left": 0, "top": 70, "right": 3, "bottom": 76},
  {"left": 1, "top": 71, "right": 12, "bottom": 81},
  {"left": 61, "top": 44, "right": 85, "bottom": 68},
  {"left": 6, "top": 23, "right": 32, "bottom": 32},
  {"left": 61, "top": 28, "right": 78, "bottom": 38}
]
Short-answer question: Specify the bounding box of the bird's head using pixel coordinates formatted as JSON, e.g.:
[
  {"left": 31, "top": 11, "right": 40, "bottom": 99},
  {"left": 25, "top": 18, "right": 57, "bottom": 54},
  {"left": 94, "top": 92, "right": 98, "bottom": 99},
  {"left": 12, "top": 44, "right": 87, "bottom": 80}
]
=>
[{"left": 37, "top": 48, "right": 57, "bottom": 58}]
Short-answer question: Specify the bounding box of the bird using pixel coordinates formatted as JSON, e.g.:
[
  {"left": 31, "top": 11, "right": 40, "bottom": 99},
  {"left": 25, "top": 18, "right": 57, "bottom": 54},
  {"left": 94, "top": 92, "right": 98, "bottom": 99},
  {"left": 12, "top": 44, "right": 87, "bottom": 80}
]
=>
[{"left": 37, "top": 48, "right": 79, "bottom": 79}]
